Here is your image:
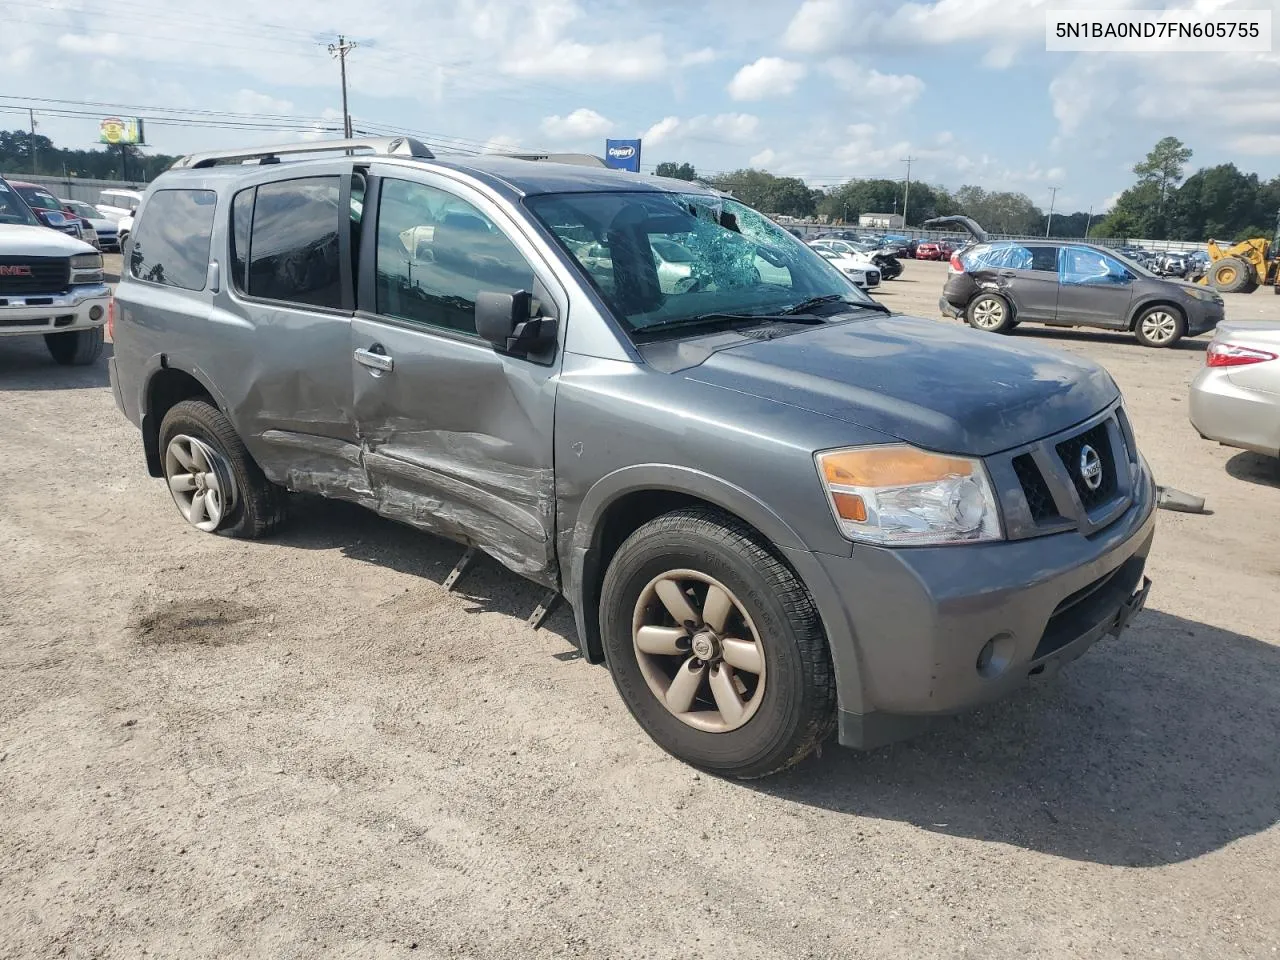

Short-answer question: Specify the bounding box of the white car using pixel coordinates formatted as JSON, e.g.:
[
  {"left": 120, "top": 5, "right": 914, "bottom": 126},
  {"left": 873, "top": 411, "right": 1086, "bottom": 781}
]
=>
[
  {"left": 650, "top": 238, "right": 792, "bottom": 293},
  {"left": 0, "top": 177, "right": 111, "bottom": 365},
  {"left": 61, "top": 199, "right": 120, "bottom": 251},
  {"left": 97, "top": 188, "right": 144, "bottom": 245},
  {"left": 816, "top": 248, "right": 881, "bottom": 290}
]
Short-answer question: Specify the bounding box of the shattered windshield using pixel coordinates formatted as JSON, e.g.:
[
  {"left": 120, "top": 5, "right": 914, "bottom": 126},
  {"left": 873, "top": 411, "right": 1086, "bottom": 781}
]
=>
[{"left": 526, "top": 190, "right": 877, "bottom": 332}]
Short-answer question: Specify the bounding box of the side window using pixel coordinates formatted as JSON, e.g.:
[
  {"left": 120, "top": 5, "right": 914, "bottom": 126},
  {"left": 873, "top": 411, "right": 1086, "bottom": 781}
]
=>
[
  {"left": 1061, "top": 246, "right": 1116, "bottom": 285},
  {"left": 374, "top": 178, "right": 535, "bottom": 336},
  {"left": 247, "top": 177, "right": 343, "bottom": 309},
  {"left": 1027, "top": 246, "right": 1059, "bottom": 272},
  {"left": 229, "top": 187, "right": 254, "bottom": 293},
  {"left": 128, "top": 189, "right": 217, "bottom": 291}
]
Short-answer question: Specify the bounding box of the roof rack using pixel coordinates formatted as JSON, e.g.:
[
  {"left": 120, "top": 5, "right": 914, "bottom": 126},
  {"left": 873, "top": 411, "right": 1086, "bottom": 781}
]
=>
[
  {"left": 495, "top": 152, "right": 609, "bottom": 169},
  {"left": 171, "top": 136, "right": 435, "bottom": 170}
]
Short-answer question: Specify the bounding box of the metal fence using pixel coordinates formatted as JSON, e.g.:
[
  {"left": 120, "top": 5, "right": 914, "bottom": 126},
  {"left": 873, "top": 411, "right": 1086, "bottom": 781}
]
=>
[
  {"left": 4, "top": 174, "right": 146, "bottom": 206},
  {"left": 786, "top": 221, "right": 1208, "bottom": 253}
]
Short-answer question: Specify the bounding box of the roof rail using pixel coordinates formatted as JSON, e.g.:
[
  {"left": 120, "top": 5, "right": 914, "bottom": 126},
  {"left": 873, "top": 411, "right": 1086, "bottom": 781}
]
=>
[
  {"left": 171, "top": 136, "right": 435, "bottom": 170},
  {"left": 495, "top": 152, "right": 609, "bottom": 169}
]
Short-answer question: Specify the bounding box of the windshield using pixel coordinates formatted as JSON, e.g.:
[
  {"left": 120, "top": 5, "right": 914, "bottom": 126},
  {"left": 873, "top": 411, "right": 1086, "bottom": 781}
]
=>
[
  {"left": 526, "top": 190, "right": 877, "bottom": 332},
  {"left": 1105, "top": 247, "right": 1156, "bottom": 277},
  {"left": 15, "top": 186, "right": 60, "bottom": 211},
  {"left": 0, "top": 181, "right": 40, "bottom": 226},
  {"left": 64, "top": 201, "right": 99, "bottom": 219}
]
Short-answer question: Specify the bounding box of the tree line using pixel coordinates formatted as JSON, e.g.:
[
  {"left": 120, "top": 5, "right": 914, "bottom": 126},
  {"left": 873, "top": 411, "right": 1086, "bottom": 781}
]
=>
[
  {"left": 0, "top": 129, "right": 178, "bottom": 183},
  {"left": 659, "top": 138, "right": 1280, "bottom": 243}
]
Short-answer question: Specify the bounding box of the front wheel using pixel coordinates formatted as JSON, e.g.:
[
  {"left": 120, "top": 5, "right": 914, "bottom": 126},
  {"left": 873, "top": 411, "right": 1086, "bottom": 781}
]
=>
[
  {"left": 44, "top": 326, "right": 104, "bottom": 366},
  {"left": 966, "top": 293, "right": 1014, "bottom": 333},
  {"left": 599, "top": 508, "right": 836, "bottom": 779},
  {"left": 1133, "top": 306, "right": 1185, "bottom": 348}
]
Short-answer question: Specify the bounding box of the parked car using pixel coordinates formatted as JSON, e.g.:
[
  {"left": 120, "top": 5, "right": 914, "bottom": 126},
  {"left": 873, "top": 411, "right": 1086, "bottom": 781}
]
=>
[
  {"left": 914, "top": 242, "right": 944, "bottom": 261},
  {"left": 109, "top": 137, "right": 1155, "bottom": 778},
  {"left": 810, "top": 238, "right": 902, "bottom": 280},
  {"left": 1189, "top": 323, "right": 1280, "bottom": 459},
  {"left": 61, "top": 199, "right": 120, "bottom": 251},
  {"left": 815, "top": 248, "right": 881, "bottom": 289},
  {"left": 1184, "top": 250, "right": 1210, "bottom": 282},
  {"left": 4, "top": 180, "right": 86, "bottom": 242},
  {"left": 0, "top": 174, "right": 110, "bottom": 365},
  {"left": 939, "top": 237, "right": 1223, "bottom": 347},
  {"left": 97, "top": 188, "right": 143, "bottom": 246},
  {"left": 1153, "top": 251, "right": 1190, "bottom": 278}
]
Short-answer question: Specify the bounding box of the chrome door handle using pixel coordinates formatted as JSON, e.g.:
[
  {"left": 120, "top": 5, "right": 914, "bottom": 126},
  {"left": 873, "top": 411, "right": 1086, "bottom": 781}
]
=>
[{"left": 354, "top": 346, "right": 394, "bottom": 373}]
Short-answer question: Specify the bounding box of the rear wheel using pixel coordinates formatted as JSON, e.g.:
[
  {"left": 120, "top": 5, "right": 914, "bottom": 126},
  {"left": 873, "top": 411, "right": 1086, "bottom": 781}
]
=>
[
  {"left": 1208, "top": 257, "right": 1252, "bottom": 293},
  {"left": 1133, "top": 305, "right": 1185, "bottom": 348},
  {"left": 44, "top": 327, "right": 104, "bottom": 366},
  {"left": 966, "top": 293, "right": 1014, "bottom": 333},
  {"left": 158, "top": 399, "right": 288, "bottom": 539},
  {"left": 600, "top": 508, "right": 836, "bottom": 779}
]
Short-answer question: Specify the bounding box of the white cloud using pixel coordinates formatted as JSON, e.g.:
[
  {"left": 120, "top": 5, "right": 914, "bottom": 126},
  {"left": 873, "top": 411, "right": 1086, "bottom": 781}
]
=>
[
  {"left": 749, "top": 148, "right": 777, "bottom": 168},
  {"left": 1232, "top": 134, "right": 1280, "bottom": 155},
  {"left": 229, "top": 89, "right": 294, "bottom": 116},
  {"left": 680, "top": 47, "right": 717, "bottom": 67},
  {"left": 727, "top": 57, "right": 806, "bottom": 101},
  {"left": 505, "top": 34, "right": 668, "bottom": 81},
  {"left": 540, "top": 108, "right": 614, "bottom": 139},
  {"left": 783, "top": 0, "right": 850, "bottom": 53},
  {"left": 643, "top": 113, "right": 761, "bottom": 147},
  {"left": 58, "top": 32, "right": 127, "bottom": 56},
  {"left": 821, "top": 58, "right": 925, "bottom": 107},
  {"left": 480, "top": 134, "right": 522, "bottom": 154}
]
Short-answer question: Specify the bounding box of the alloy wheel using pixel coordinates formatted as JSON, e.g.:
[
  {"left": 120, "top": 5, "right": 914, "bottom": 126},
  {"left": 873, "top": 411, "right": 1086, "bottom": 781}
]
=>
[
  {"left": 1140, "top": 310, "right": 1178, "bottom": 345},
  {"left": 971, "top": 298, "right": 1005, "bottom": 329},
  {"left": 631, "top": 569, "right": 767, "bottom": 733},
  {"left": 163, "top": 434, "right": 237, "bottom": 532}
]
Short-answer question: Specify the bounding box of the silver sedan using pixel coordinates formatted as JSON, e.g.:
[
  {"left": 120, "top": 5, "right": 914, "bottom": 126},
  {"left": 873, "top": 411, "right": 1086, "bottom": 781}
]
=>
[{"left": 1190, "top": 322, "right": 1280, "bottom": 458}]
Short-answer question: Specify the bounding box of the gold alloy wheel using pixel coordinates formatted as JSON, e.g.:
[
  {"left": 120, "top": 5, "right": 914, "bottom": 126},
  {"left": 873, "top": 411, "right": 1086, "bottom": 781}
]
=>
[{"left": 631, "top": 569, "right": 767, "bottom": 733}]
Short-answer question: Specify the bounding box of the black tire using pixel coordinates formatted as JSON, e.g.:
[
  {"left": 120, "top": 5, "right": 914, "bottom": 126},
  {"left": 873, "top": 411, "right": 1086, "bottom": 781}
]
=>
[
  {"left": 158, "top": 399, "right": 287, "bottom": 539},
  {"left": 1208, "top": 257, "right": 1251, "bottom": 293},
  {"left": 1241, "top": 278, "right": 1260, "bottom": 294},
  {"left": 44, "top": 326, "right": 104, "bottom": 366},
  {"left": 965, "top": 292, "right": 1015, "bottom": 333},
  {"left": 1133, "top": 305, "right": 1185, "bottom": 348},
  {"left": 599, "top": 507, "right": 836, "bottom": 779}
]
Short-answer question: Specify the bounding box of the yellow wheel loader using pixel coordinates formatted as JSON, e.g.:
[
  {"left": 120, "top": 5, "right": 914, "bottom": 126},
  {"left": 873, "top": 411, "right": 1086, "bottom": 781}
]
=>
[{"left": 1200, "top": 211, "right": 1280, "bottom": 294}]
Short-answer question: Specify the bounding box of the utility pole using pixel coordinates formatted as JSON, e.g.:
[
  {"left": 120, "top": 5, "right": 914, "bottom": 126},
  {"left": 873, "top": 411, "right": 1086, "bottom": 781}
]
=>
[
  {"left": 328, "top": 35, "right": 358, "bottom": 138},
  {"left": 28, "top": 109, "right": 38, "bottom": 174},
  {"left": 900, "top": 156, "right": 916, "bottom": 227},
  {"left": 1084, "top": 204, "right": 1094, "bottom": 239},
  {"left": 1046, "top": 186, "right": 1060, "bottom": 237}
]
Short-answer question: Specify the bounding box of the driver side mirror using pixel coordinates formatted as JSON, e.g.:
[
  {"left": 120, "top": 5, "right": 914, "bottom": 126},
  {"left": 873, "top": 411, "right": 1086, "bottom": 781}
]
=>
[{"left": 475, "top": 290, "right": 558, "bottom": 357}]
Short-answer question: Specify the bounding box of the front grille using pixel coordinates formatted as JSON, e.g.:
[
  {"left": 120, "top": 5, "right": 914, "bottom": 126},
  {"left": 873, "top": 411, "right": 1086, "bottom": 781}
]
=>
[
  {"left": 1013, "top": 453, "right": 1058, "bottom": 522},
  {"left": 1056, "top": 422, "right": 1116, "bottom": 511},
  {"left": 0, "top": 256, "right": 70, "bottom": 296},
  {"left": 867, "top": 270, "right": 880, "bottom": 285}
]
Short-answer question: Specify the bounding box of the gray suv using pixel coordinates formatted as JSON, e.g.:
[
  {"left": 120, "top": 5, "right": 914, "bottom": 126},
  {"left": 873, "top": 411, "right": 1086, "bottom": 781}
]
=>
[{"left": 109, "top": 138, "right": 1155, "bottom": 778}]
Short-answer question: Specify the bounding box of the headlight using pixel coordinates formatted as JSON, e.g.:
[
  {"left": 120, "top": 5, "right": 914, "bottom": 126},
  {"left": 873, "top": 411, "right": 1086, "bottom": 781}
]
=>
[
  {"left": 71, "top": 252, "right": 104, "bottom": 283},
  {"left": 1182, "top": 285, "right": 1220, "bottom": 302},
  {"left": 816, "top": 445, "right": 1002, "bottom": 545},
  {"left": 842, "top": 267, "right": 861, "bottom": 276}
]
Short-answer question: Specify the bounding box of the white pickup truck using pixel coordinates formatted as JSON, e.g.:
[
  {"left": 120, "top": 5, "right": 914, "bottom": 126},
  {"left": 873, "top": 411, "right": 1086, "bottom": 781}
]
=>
[{"left": 0, "top": 176, "right": 111, "bottom": 365}]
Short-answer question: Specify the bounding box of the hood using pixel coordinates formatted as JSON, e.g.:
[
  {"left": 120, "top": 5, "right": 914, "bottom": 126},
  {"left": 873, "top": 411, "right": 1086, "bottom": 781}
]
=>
[
  {"left": 0, "top": 223, "right": 97, "bottom": 256},
  {"left": 684, "top": 314, "right": 1119, "bottom": 456}
]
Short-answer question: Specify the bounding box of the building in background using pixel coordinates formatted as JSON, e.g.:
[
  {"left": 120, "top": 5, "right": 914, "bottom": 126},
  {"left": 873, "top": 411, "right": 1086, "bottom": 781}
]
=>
[{"left": 859, "top": 212, "right": 905, "bottom": 230}]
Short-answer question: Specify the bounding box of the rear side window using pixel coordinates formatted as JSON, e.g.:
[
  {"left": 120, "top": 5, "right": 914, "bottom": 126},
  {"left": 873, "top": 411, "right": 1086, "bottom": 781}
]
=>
[
  {"left": 128, "top": 189, "right": 217, "bottom": 291},
  {"left": 229, "top": 188, "right": 254, "bottom": 293},
  {"left": 1026, "top": 246, "right": 1060, "bottom": 272},
  {"left": 244, "top": 177, "right": 343, "bottom": 309}
]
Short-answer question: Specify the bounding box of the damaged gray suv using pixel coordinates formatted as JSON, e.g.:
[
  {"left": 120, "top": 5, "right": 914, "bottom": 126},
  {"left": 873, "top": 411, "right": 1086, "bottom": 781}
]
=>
[{"left": 110, "top": 138, "right": 1155, "bottom": 778}]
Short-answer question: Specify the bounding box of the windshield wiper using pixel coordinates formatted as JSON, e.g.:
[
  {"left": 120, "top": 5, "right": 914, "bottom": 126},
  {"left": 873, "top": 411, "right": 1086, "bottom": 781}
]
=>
[
  {"left": 632, "top": 312, "right": 825, "bottom": 341},
  {"left": 780, "top": 294, "right": 891, "bottom": 316}
]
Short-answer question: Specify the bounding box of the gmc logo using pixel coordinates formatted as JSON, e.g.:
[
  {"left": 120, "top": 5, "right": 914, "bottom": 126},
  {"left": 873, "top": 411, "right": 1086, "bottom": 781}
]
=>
[{"left": 0, "top": 265, "right": 34, "bottom": 277}]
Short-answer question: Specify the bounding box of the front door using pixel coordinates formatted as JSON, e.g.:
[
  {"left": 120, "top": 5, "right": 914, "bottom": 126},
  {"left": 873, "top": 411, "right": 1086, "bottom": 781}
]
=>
[
  {"left": 1054, "top": 246, "right": 1135, "bottom": 329},
  {"left": 350, "top": 171, "right": 563, "bottom": 586}
]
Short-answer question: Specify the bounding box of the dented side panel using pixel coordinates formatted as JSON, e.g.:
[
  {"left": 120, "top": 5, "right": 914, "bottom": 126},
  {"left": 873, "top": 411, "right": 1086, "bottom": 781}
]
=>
[{"left": 349, "top": 317, "right": 561, "bottom": 586}]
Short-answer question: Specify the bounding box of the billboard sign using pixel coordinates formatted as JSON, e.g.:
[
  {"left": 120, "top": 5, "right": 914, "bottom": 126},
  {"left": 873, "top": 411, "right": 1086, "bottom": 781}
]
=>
[
  {"left": 604, "top": 138, "right": 641, "bottom": 173},
  {"left": 99, "top": 117, "right": 145, "bottom": 145}
]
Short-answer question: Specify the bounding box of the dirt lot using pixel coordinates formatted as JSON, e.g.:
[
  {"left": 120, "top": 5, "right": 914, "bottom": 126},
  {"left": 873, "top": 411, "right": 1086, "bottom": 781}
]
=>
[{"left": 3, "top": 256, "right": 1279, "bottom": 959}]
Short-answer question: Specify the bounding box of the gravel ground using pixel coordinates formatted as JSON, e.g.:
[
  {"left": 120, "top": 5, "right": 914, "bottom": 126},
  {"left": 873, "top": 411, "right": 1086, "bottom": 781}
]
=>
[{"left": 2, "top": 257, "right": 1278, "bottom": 959}]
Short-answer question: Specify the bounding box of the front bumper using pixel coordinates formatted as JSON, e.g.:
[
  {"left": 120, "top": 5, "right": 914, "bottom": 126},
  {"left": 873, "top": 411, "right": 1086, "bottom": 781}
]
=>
[
  {"left": 1185, "top": 299, "right": 1224, "bottom": 337},
  {"left": 785, "top": 467, "right": 1157, "bottom": 749},
  {"left": 0, "top": 284, "right": 110, "bottom": 336},
  {"left": 1189, "top": 366, "right": 1280, "bottom": 457}
]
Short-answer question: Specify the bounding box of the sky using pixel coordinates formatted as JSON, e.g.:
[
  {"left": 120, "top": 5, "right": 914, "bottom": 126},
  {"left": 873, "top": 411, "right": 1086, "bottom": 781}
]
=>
[{"left": 2, "top": 0, "right": 1279, "bottom": 214}]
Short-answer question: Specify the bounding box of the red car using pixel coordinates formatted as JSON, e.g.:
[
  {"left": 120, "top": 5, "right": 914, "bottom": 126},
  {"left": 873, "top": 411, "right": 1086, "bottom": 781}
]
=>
[{"left": 915, "top": 242, "right": 944, "bottom": 260}]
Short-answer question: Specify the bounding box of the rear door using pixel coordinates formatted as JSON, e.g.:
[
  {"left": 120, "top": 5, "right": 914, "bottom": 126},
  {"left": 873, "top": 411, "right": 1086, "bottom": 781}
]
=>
[
  {"left": 975, "top": 243, "right": 1060, "bottom": 320},
  {"left": 349, "top": 167, "right": 565, "bottom": 586},
  {"left": 1054, "top": 246, "right": 1135, "bottom": 329}
]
